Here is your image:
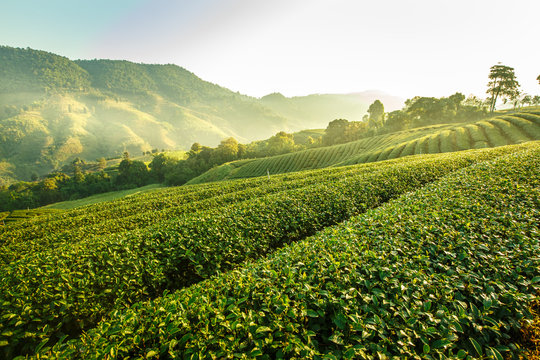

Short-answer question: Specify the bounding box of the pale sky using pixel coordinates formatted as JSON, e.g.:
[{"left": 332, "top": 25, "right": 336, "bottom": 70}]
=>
[{"left": 1, "top": 0, "right": 539, "bottom": 99}]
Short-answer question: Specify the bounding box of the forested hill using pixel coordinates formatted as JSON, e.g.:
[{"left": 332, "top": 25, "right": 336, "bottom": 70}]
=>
[{"left": 0, "top": 46, "right": 398, "bottom": 184}]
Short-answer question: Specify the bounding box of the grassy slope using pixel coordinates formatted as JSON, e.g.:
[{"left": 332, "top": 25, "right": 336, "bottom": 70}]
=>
[
  {"left": 41, "top": 183, "right": 163, "bottom": 210},
  {"left": 189, "top": 109, "right": 540, "bottom": 184}
]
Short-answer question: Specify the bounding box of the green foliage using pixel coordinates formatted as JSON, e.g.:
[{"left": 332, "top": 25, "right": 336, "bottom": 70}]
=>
[
  {"left": 1, "top": 144, "right": 530, "bottom": 357},
  {"left": 0, "top": 165, "right": 373, "bottom": 263},
  {"left": 47, "top": 143, "right": 540, "bottom": 359},
  {"left": 487, "top": 64, "right": 521, "bottom": 112},
  {"left": 0, "top": 46, "right": 90, "bottom": 92},
  {"left": 0, "top": 208, "right": 60, "bottom": 225},
  {"left": 322, "top": 119, "right": 367, "bottom": 146},
  {"left": 41, "top": 184, "right": 163, "bottom": 210},
  {"left": 116, "top": 158, "right": 151, "bottom": 187},
  {"left": 384, "top": 109, "right": 411, "bottom": 132},
  {"left": 367, "top": 99, "right": 385, "bottom": 124},
  {"left": 0, "top": 46, "right": 327, "bottom": 184},
  {"left": 402, "top": 92, "right": 485, "bottom": 128},
  {"left": 317, "top": 94, "right": 486, "bottom": 149},
  {"left": 266, "top": 131, "right": 296, "bottom": 156},
  {"left": 0, "top": 170, "right": 115, "bottom": 211},
  {"left": 152, "top": 131, "right": 316, "bottom": 186}
]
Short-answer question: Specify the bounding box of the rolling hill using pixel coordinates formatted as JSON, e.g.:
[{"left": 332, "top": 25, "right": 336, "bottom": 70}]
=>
[
  {"left": 0, "top": 46, "right": 400, "bottom": 184},
  {"left": 0, "top": 141, "right": 538, "bottom": 358},
  {"left": 188, "top": 109, "right": 540, "bottom": 183}
]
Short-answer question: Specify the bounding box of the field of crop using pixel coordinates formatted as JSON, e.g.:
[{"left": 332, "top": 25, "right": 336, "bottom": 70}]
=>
[
  {"left": 188, "top": 110, "right": 540, "bottom": 184},
  {"left": 1, "top": 157, "right": 453, "bottom": 265},
  {"left": 40, "top": 183, "right": 164, "bottom": 210},
  {"left": 24, "top": 141, "right": 538, "bottom": 359},
  {"left": 0, "top": 208, "right": 60, "bottom": 224},
  {"left": 0, "top": 141, "right": 538, "bottom": 359}
]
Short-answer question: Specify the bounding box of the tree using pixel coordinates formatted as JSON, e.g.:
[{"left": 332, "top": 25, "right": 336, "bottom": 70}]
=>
[
  {"left": 385, "top": 110, "right": 410, "bottom": 132},
  {"left": 447, "top": 92, "right": 465, "bottom": 111},
  {"left": 117, "top": 158, "right": 150, "bottom": 187},
  {"left": 267, "top": 131, "right": 295, "bottom": 155},
  {"left": 215, "top": 137, "right": 239, "bottom": 163},
  {"left": 405, "top": 96, "right": 444, "bottom": 126},
  {"left": 165, "top": 161, "right": 196, "bottom": 185},
  {"left": 368, "top": 100, "right": 385, "bottom": 123},
  {"left": 486, "top": 64, "right": 520, "bottom": 113},
  {"left": 73, "top": 164, "right": 84, "bottom": 183},
  {"left": 149, "top": 153, "right": 174, "bottom": 182},
  {"left": 537, "top": 74, "right": 540, "bottom": 85},
  {"left": 190, "top": 142, "right": 202, "bottom": 153},
  {"left": 533, "top": 95, "right": 540, "bottom": 106},
  {"left": 522, "top": 94, "right": 532, "bottom": 107},
  {"left": 463, "top": 95, "right": 486, "bottom": 108},
  {"left": 323, "top": 119, "right": 350, "bottom": 145},
  {"left": 97, "top": 157, "right": 107, "bottom": 170}
]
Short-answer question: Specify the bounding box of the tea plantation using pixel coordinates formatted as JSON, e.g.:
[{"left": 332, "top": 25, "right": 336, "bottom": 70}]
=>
[
  {"left": 0, "top": 142, "right": 538, "bottom": 359},
  {"left": 189, "top": 110, "right": 540, "bottom": 184}
]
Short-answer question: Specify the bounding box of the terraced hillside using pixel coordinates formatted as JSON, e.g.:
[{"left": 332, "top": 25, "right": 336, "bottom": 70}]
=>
[
  {"left": 55, "top": 143, "right": 540, "bottom": 360},
  {"left": 189, "top": 110, "right": 540, "bottom": 184},
  {"left": 0, "top": 142, "right": 538, "bottom": 358}
]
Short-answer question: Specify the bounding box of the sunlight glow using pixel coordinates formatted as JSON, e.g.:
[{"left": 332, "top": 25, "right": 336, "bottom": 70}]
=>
[{"left": 1, "top": 0, "right": 538, "bottom": 99}]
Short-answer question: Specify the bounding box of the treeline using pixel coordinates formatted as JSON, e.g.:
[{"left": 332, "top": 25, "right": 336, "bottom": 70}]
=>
[
  {"left": 150, "top": 132, "right": 317, "bottom": 185},
  {"left": 0, "top": 133, "right": 316, "bottom": 211},
  {"left": 0, "top": 154, "right": 148, "bottom": 211},
  {"left": 0, "top": 171, "right": 113, "bottom": 211},
  {"left": 321, "top": 93, "right": 490, "bottom": 146},
  {"left": 0, "top": 46, "right": 90, "bottom": 92}
]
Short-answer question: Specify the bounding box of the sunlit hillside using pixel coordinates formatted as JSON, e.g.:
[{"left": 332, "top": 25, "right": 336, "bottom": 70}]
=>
[
  {"left": 0, "top": 46, "right": 400, "bottom": 184},
  {"left": 0, "top": 142, "right": 538, "bottom": 358},
  {"left": 189, "top": 109, "right": 540, "bottom": 183}
]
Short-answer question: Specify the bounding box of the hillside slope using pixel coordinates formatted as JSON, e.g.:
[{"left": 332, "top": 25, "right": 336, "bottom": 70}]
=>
[
  {"left": 0, "top": 46, "right": 391, "bottom": 184},
  {"left": 189, "top": 109, "right": 540, "bottom": 183},
  {"left": 70, "top": 144, "right": 540, "bottom": 359},
  {"left": 0, "top": 142, "right": 537, "bottom": 358}
]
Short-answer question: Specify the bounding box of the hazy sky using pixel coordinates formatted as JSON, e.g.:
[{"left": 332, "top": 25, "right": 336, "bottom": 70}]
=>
[{"left": 1, "top": 0, "right": 539, "bottom": 99}]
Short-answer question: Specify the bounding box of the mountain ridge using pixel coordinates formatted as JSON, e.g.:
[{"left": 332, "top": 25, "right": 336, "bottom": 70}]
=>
[{"left": 0, "top": 45, "right": 401, "bottom": 184}]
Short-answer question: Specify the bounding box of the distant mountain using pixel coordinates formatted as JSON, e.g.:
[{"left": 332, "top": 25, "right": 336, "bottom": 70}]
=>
[
  {"left": 0, "top": 46, "right": 402, "bottom": 184},
  {"left": 260, "top": 91, "right": 403, "bottom": 129}
]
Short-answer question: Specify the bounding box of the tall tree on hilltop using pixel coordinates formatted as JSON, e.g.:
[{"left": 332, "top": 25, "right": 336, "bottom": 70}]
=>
[
  {"left": 368, "top": 100, "right": 385, "bottom": 125},
  {"left": 486, "top": 64, "right": 520, "bottom": 113}
]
